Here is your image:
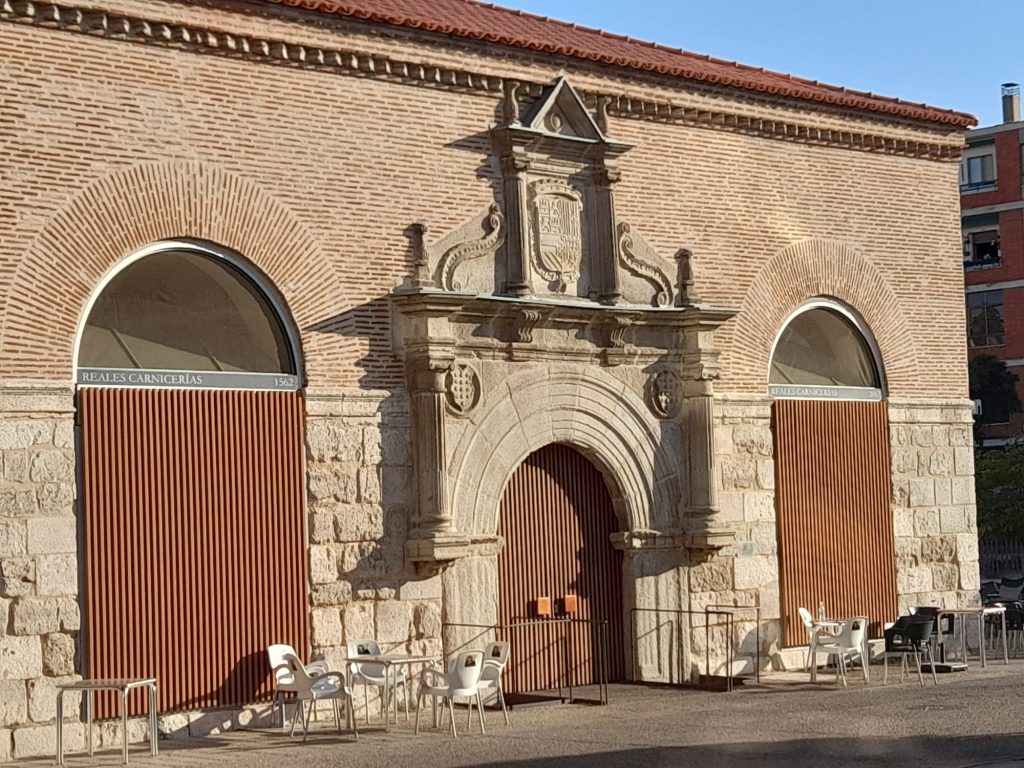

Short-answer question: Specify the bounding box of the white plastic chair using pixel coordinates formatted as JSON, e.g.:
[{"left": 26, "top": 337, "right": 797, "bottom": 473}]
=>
[
  {"left": 797, "top": 607, "right": 816, "bottom": 670},
  {"left": 282, "top": 653, "right": 357, "bottom": 742},
  {"left": 414, "top": 650, "right": 485, "bottom": 738},
  {"left": 346, "top": 639, "right": 408, "bottom": 724},
  {"left": 267, "top": 644, "right": 329, "bottom": 728},
  {"left": 476, "top": 641, "right": 511, "bottom": 727},
  {"left": 812, "top": 616, "right": 868, "bottom": 687}
]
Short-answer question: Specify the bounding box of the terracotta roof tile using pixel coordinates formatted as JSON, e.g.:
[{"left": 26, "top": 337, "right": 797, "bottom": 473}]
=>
[{"left": 258, "top": 0, "right": 974, "bottom": 128}]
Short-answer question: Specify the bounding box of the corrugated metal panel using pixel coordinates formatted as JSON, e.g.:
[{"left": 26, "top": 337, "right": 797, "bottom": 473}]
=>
[
  {"left": 80, "top": 387, "right": 308, "bottom": 717},
  {"left": 774, "top": 399, "right": 898, "bottom": 647},
  {"left": 497, "top": 444, "right": 624, "bottom": 693}
]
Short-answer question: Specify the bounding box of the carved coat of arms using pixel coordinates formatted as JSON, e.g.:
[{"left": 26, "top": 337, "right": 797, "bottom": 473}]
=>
[{"left": 531, "top": 181, "right": 583, "bottom": 292}]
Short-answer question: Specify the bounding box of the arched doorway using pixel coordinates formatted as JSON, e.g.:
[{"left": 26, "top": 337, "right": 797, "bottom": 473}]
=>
[
  {"left": 497, "top": 444, "right": 624, "bottom": 697},
  {"left": 76, "top": 241, "right": 308, "bottom": 716},
  {"left": 770, "top": 301, "right": 898, "bottom": 646}
]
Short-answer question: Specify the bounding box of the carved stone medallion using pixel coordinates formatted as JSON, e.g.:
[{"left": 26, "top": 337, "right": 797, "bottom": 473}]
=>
[
  {"left": 645, "top": 370, "right": 682, "bottom": 419},
  {"left": 531, "top": 180, "right": 583, "bottom": 292},
  {"left": 445, "top": 363, "right": 482, "bottom": 416}
]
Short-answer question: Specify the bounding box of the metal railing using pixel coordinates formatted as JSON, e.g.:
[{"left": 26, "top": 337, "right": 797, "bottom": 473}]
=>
[
  {"left": 441, "top": 618, "right": 610, "bottom": 705},
  {"left": 629, "top": 604, "right": 761, "bottom": 692},
  {"left": 980, "top": 540, "right": 1024, "bottom": 579}
]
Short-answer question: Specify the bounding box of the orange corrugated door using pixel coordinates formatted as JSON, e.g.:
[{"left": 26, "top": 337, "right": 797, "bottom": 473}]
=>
[
  {"left": 774, "top": 399, "right": 898, "bottom": 646},
  {"left": 497, "top": 444, "right": 624, "bottom": 694},
  {"left": 80, "top": 387, "right": 308, "bottom": 717}
]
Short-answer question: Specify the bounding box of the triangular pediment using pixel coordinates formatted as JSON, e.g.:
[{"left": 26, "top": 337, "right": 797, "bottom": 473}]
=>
[{"left": 520, "top": 76, "right": 606, "bottom": 141}]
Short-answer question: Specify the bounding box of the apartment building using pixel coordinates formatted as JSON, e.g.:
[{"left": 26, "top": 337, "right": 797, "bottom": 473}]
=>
[{"left": 963, "top": 84, "right": 1024, "bottom": 442}]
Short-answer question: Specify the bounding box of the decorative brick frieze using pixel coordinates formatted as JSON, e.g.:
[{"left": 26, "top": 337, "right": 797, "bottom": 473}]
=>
[{"left": 0, "top": 0, "right": 962, "bottom": 161}]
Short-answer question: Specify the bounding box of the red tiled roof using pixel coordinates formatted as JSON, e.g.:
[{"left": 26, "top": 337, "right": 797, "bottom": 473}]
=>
[{"left": 258, "top": 0, "right": 975, "bottom": 128}]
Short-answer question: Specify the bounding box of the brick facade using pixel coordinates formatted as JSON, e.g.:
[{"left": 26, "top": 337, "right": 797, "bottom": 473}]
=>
[{"left": 0, "top": 0, "right": 975, "bottom": 759}]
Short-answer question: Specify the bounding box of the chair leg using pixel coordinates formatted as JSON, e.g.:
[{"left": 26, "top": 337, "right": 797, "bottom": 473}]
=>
[
  {"left": 882, "top": 654, "right": 888, "bottom": 685},
  {"left": 302, "top": 700, "right": 312, "bottom": 742},
  {"left": 914, "top": 651, "right": 924, "bottom": 686},
  {"left": 467, "top": 693, "right": 473, "bottom": 731},
  {"left": 415, "top": 690, "right": 423, "bottom": 735},
  {"left": 476, "top": 692, "right": 486, "bottom": 735},
  {"left": 404, "top": 680, "right": 411, "bottom": 722},
  {"left": 363, "top": 685, "right": 370, "bottom": 725},
  {"left": 289, "top": 701, "right": 302, "bottom": 738},
  {"left": 274, "top": 693, "right": 284, "bottom": 729},
  {"left": 925, "top": 646, "right": 938, "bottom": 685},
  {"left": 448, "top": 698, "right": 458, "bottom": 738},
  {"left": 498, "top": 683, "right": 509, "bottom": 726}
]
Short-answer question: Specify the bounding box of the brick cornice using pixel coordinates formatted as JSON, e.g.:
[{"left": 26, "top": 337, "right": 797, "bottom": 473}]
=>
[{"left": 0, "top": 0, "right": 963, "bottom": 161}]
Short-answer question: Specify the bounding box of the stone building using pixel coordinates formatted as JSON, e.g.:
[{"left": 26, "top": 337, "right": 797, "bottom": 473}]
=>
[{"left": 0, "top": 0, "right": 978, "bottom": 759}]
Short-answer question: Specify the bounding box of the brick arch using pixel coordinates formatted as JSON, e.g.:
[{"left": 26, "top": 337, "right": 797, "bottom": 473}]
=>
[
  {"left": 720, "top": 239, "right": 919, "bottom": 394},
  {"left": 0, "top": 160, "right": 348, "bottom": 382},
  {"left": 448, "top": 365, "right": 680, "bottom": 537}
]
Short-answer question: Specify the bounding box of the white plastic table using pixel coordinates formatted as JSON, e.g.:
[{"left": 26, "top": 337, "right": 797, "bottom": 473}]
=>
[
  {"left": 56, "top": 678, "right": 158, "bottom": 765},
  {"left": 371, "top": 654, "right": 437, "bottom": 731},
  {"left": 935, "top": 606, "right": 1009, "bottom": 668}
]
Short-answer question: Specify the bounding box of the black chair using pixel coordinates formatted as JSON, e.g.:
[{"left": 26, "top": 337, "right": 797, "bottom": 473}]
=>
[
  {"left": 997, "top": 573, "right": 1024, "bottom": 602},
  {"left": 882, "top": 617, "right": 938, "bottom": 686},
  {"left": 909, "top": 606, "right": 954, "bottom": 660},
  {"left": 1005, "top": 605, "right": 1024, "bottom": 655}
]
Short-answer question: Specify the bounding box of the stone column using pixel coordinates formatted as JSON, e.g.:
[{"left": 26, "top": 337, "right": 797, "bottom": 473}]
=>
[
  {"left": 590, "top": 164, "right": 622, "bottom": 305},
  {"left": 409, "top": 354, "right": 454, "bottom": 535},
  {"left": 680, "top": 326, "right": 733, "bottom": 552},
  {"left": 683, "top": 377, "right": 718, "bottom": 516},
  {"left": 500, "top": 154, "right": 534, "bottom": 297}
]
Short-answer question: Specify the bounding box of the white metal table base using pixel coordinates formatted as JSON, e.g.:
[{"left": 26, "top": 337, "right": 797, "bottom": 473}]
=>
[{"left": 57, "top": 678, "right": 158, "bottom": 765}]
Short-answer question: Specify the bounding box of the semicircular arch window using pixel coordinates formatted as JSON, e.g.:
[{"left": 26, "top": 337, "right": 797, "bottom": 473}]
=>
[
  {"left": 769, "top": 306, "right": 881, "bottom": 399},
  {"left": 78, "top": 248, "right": 297, "bottom": 388}
]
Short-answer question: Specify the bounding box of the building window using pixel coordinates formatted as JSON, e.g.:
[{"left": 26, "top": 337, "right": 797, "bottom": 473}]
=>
[
  {"left": 963, "top": 229, "right": 1001, "bottom": 269},
  {"left": 967, "top": 290, "right": 1005, "bottom": 348},
  {"left": 79, "top": 247, "right": 296, "bottom": 373},
  {"left": 768, "top": 302, "right": 883, "bottom": 400},
  {"left": 960, "top": 149, "right": 996, "bottom": 192}
]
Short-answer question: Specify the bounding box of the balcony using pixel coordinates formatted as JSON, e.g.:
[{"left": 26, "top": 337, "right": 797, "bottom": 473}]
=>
[{"left": 960, "top": 179, "right": 997, "bottom": 194}]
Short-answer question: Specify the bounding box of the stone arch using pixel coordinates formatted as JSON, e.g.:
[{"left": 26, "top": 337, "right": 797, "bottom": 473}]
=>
[
  {"left": 721, "top": 239, "right": 918, "bottom": 394},
  {"left": 0, "top": 160, "right": 347, "bottom": 382},
  {"left": 448, "top": 365, "right": 680, "bottom": 538}
]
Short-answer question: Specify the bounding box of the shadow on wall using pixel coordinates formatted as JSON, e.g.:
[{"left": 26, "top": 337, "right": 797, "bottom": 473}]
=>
[
  {"left": 304, "top": 296, "right": 403, "bottom": 391},
  {"left": 301, "top": 125, "right": 501, "bottom": 391}
]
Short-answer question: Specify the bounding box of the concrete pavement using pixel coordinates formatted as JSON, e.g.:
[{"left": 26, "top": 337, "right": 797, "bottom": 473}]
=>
[{"left": 20, "top": 662, "right": 1024, "bottom": 768}]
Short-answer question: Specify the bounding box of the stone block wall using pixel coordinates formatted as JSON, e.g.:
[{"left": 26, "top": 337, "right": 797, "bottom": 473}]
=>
[
  {"left": 689, "top": 396, "right": 776, "bottom": 679},
  {"left": 693, "top": 396, "right": 979, "bottom": 678},
  {"left": 304, "top": 390, "right": 443, "bottom": 681},
  {"left": 889, "top": 399, "right": 979, "bottom": 612},
  {"left": 0, "top": 385, "right": 82, "bottom": 761}
]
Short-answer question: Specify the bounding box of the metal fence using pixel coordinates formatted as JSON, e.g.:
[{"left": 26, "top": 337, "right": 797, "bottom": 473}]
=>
[
  {"left": 979, "top": 540, "right": 1024, "bottom": 579},
  {"left": 630, "top": 605, "right": 761, "bottom": 692}
]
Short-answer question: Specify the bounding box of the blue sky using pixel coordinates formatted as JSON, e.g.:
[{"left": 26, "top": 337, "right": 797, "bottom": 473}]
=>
[{"left": 503, "top": 1, "right": 1024, "bottom": 127}]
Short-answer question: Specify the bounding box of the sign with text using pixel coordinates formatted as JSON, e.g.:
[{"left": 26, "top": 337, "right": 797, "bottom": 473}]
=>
[
  {"left": 77, "top": 368, "right": 300, "bottom": 391},
  {"left": 768, "top": 384, "right": 881, "bottom": 401}
]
